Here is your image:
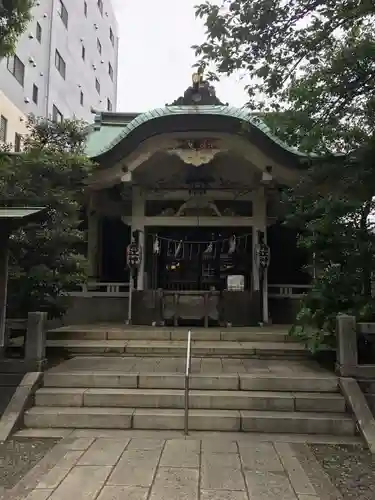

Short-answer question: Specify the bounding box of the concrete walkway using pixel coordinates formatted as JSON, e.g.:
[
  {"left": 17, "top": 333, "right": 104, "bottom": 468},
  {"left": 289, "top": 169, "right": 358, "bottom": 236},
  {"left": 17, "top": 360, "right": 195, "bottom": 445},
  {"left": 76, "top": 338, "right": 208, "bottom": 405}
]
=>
[{"left": 6, "top": 433, "right": 344, "bottom": 500}]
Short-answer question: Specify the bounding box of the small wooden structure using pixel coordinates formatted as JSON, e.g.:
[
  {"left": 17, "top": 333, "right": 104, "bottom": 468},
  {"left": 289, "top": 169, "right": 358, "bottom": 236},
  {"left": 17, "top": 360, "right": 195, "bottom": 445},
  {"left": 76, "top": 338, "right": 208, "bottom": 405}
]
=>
[{"left": 0, "top": 207, "right": 45, "bottom": 356}]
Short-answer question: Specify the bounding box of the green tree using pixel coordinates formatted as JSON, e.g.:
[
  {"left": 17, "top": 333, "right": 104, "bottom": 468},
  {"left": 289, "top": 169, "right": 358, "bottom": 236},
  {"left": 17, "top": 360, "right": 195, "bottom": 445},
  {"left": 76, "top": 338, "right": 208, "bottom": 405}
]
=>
[
  {"left": 283, "top": 145, "right": 375, "bottom": 351},
  {"left": 0, "top": 117, "right": 94, "bottom": 318},
  {"left": 194, "top": 0, "right": 375, "bottom": 151},
  {"left": 0, "top": 0, "right": 34, "bottom": 57},
  {"left": 194, "top": 1, "right": 375, "bottom": 350}
]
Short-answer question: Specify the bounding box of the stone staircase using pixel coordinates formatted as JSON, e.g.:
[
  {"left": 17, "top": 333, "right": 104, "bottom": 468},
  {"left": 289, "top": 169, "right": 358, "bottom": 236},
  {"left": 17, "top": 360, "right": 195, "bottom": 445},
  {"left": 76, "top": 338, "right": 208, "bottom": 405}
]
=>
[
  {"left": 22, "top": 325, "right": 358, "bottom": 436},
  {"left": 45, "top": 325, "right": 308, "bottom": 359}
]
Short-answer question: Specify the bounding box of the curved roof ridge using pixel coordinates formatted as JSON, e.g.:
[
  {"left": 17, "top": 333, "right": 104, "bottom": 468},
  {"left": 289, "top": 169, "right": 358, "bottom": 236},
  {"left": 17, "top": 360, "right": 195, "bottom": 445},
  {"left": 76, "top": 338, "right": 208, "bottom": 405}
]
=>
[{"left": 88, "top": 105, "right": 314, "bottom": 159}]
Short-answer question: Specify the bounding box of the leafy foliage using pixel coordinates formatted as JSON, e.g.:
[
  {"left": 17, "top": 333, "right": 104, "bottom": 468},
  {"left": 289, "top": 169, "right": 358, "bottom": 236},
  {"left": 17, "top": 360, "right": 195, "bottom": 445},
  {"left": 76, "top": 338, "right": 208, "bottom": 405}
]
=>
[
  {"left": 282, "top": 143, "right": 375, "bottom": 350},
  {"left": 194, "top": 0, "right": 375, "bottom": 151},
  {"left": 0, "top": 117, "right": 94, "bottom": 318},
  {"left": 0, "top": 0, "right": 34, "bottom": 57},
  {"left": 195, "top": 0, "right": 375, "bottom": 350}
]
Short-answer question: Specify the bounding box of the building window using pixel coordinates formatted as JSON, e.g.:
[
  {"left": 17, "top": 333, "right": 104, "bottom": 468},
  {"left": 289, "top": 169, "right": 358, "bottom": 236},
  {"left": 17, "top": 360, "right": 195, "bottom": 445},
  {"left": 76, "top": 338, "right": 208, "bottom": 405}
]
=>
[
  {"left": 55, "top": 49, "right": 66, "bottom": 79},
  {"left": 84, "top": 1, "right": 88, "bottom": 16},
  {"left": 108, "top": 61, "right": 113, "bottom": 81},
  {"left": 36, "top": 22, "right": 42, "bottom": 42},
  {"left": 7, "top": 55, "right": 25, "bottom": 86},
  {"left": 82, "top": 45, "right": 86, "bottom": 60},
  {"left": 0, "top": 115, "right": 8, "bottom": 143},
  {"left": 32, "top": 84, "right": 39, "bottom": 104},
  {"left": 80, "top": 91, "right": 84, "bottom": 105},
  {"left": 95, "top": 78, "right": 100, "bottom": 94},
  {"left": 52, "top": 104, "right": 63, "bottom": 123},
  {"left": 14, "top": 133, "right": 22, "bottom": 152},
  {"left": 97, "top": 0, "right": 103, "bottom": 16},
  {"left": 107, "top": 98, "right": 112, "bottom": 111},
  {"left": 97, "top": 38, "right": 102, "bottom": 55},
  {"left": 58, "top": 0, "right": 68, "bottom": 28},
  {"left": 109, "top": 27, "right": 114, "bottom": 46}
]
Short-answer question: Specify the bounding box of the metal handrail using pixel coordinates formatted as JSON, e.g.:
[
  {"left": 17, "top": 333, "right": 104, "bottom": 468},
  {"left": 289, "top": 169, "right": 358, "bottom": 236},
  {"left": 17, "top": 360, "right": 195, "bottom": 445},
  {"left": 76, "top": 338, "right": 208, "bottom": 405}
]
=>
[{"left": 184, "top": 329, "right": 192, "bottom": 435}]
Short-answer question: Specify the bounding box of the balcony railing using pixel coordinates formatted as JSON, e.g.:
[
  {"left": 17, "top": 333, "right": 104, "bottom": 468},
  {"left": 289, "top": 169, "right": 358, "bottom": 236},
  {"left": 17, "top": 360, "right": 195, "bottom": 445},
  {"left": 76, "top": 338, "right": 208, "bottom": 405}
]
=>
[
  {"left": 68, "top": 282, "right": 311, "bottom": 299},
  {"left": 268, "top": 284, "right": 311, "bottom": 299}
]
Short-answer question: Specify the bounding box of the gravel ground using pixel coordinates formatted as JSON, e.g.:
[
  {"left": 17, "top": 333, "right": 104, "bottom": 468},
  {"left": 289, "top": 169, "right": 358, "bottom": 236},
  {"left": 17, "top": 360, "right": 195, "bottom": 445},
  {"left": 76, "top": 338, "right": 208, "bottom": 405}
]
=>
[
  {"left": 311, "top": 444, "right": 375, "bottom": 500},
  {"left": 0, "top": 438, "right": 58, "bottom": 490}
]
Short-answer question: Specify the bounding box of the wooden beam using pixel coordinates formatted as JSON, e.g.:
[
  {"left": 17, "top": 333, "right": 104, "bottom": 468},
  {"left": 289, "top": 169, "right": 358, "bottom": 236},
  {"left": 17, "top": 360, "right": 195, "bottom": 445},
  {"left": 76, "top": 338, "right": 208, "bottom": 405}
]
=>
[{"left": 122, "top": 216, "right": 256, "bottom": 227}]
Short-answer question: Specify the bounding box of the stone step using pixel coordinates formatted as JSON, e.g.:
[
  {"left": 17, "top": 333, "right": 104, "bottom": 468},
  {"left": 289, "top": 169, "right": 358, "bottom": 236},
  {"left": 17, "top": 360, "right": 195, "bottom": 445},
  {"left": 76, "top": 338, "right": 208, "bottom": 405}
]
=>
[
  {"left": 43, "top": 371, "right": 338, "bottom": 392},
  {"left": 240, "top": 410, "right": 356, "bottom": 435},
  {"left": 46, "top": 339, "right": 308, "bottom": 358},
  {"left": 24, "top": 407, "right": 355, "bottom": 435},
  {"left": 48, "top": 327, "right": 292, "bottom": 343},
  {"left": 34, "top": 387, "right": 346, "bottom": 412}
]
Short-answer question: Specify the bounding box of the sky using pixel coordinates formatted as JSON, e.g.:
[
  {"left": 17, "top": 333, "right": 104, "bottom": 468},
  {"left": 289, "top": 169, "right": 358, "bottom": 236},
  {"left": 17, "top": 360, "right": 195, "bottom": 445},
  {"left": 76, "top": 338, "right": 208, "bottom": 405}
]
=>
[{"left": 111, "top": 0, "right": 249, "bottom": 113}]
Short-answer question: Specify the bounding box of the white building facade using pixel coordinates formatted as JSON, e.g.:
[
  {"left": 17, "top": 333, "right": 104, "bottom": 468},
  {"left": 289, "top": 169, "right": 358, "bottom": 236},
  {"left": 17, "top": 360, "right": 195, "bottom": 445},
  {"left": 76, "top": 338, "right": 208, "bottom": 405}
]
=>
[{"left": 0, "top": 0, "right": 119, "bottom": 148}]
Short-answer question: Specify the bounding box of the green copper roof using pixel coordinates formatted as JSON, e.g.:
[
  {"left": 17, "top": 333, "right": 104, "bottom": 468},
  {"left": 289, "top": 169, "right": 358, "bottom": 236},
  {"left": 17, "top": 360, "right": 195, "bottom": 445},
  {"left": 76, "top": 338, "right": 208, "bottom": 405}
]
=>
[
  {"left": 0, "top": 207, "right": 45, "bottom": 219},
  {"left": 85, "top": 124, "right": 129, "bottom": 158},
  {"left": 85, "top": 105, "right": 312, "bottom": 159}
]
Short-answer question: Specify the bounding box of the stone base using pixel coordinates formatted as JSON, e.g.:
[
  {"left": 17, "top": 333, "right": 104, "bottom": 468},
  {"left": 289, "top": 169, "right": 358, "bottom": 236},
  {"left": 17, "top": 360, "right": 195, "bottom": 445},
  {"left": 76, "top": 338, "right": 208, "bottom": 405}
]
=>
[
  {"left": 57, "top": 291, "right": 301, "bottom": 327},
  {"left": 133, "top": 290, "right": 163, "bottom": 325},
  {"left": 269, "top": 298, "right": 301, "bottom": 324},
  {"left": 132, "top": 290, "right": 261, "bottom": 327},
  {"left": 221, "top": 291, "right": 260, "bottom": 326}
]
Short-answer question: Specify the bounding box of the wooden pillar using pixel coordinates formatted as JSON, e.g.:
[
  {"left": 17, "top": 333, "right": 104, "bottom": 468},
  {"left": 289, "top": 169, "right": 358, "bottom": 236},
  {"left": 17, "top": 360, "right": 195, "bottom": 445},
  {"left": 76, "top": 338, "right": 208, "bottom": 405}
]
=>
[
  {"left": 0, "top": 232, "right": 9, "bottom": 356},
  {"left": 252, "top": 226, "right": 260, "bottom": 293},
  {"left": 131, "top": 186, "right": 145, "bottom": 290},
  {"left": 87, "top": 210, "right": 100, "bottom": 280},
  {"left": 253, "top": 187, "right": 269, "bottom": 324}
]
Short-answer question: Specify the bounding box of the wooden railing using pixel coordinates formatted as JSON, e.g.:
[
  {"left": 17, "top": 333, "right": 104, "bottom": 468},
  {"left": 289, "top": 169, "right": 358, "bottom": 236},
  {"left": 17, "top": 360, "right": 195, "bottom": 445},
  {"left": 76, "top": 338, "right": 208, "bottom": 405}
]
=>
[
  {"left": 68, "top": 282, "right": 311, "bottom": 299},
  {"left": 268, "top": 284, "right": 311, "bottom": 299}
]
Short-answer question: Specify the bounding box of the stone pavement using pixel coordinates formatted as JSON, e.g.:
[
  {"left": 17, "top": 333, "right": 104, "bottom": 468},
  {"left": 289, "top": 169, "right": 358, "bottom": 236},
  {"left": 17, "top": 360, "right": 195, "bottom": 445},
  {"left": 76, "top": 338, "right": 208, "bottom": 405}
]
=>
[{"left": 4, "top": 434, "right": 344, "bottom": 500}]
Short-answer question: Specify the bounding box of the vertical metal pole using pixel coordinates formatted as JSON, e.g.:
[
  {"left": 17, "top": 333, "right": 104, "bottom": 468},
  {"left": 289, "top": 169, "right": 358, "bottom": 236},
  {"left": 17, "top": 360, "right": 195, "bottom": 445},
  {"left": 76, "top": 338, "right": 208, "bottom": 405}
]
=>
[
  {"left": 184, "top": 329, "right": 192, "bottom": 436},
  {"left": 184, "top": 374, "right": 190, "bottom": 435}
]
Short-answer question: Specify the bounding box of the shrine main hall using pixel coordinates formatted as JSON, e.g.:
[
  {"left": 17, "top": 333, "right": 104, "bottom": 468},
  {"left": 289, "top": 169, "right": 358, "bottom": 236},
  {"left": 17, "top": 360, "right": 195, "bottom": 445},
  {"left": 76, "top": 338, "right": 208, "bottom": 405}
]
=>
[{"left": 72, "top": 74, "right": 313, "bottom": 327}]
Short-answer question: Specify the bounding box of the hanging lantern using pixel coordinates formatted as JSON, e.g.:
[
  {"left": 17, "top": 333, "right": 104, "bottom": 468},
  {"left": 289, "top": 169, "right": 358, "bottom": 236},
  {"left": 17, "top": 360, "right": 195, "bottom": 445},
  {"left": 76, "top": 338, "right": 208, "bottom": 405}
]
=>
[
  {"left": 126, "top": 242, "right": 141, "bottom": 269},
  {"left": 256, "top": 243, "right": 270, "bottom": 269}
]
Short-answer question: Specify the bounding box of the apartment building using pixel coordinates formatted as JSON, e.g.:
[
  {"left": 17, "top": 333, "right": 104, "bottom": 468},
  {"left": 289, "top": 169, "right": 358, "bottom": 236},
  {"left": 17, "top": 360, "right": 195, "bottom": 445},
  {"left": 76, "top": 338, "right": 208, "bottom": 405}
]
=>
[{"left": 0, "top": 0, "right": 119, "bottom": 148}]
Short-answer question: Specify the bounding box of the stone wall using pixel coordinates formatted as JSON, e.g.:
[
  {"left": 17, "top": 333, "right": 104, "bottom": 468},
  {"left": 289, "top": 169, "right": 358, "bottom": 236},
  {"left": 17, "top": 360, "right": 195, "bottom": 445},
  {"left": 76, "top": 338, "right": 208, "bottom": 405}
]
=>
[
  {"left": 56, "top": 293, "right": 299, "bottom": 326},
  {"left": 50, "top": 296, "right": 129, "bottom": 327}
]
